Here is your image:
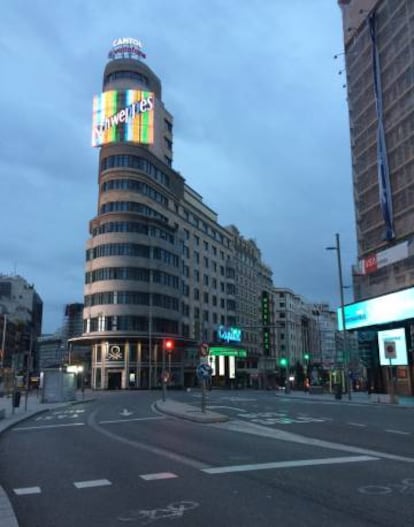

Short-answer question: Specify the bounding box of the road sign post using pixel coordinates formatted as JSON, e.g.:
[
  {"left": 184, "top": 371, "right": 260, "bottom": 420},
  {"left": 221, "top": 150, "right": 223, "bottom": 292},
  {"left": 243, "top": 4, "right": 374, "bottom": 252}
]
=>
[
  {"left": 384, "top": 341, "right": 398, "bottom": 404},
  {"left": 197, "top": 344, "right": 211, "bottom": 414}
]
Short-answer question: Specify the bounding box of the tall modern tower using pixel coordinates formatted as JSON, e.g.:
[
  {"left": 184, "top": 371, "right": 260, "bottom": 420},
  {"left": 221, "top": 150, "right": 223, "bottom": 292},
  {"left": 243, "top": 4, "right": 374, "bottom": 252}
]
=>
[{"left": 338, "top": 0, "right": 414, "bottom": 301}]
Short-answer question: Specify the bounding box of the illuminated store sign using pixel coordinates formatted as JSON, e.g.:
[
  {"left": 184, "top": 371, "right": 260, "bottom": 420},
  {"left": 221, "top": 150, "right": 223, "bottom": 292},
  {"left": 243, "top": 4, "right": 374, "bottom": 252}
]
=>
[
  {"left": 338, "top": 286, "right": 414, "bottom": 331},
  {"left": 92, "top": 90, "right": 154, "bottom": 147},
  {"left": 217, "top": 326, "right": 242, "bottom": 343},
  {"left": 108, "top": 37, "right": 146, "bottom": 60},
  {"left": 262, "top": 291, "right": 271, "bottom": 355},
  {"left": 377, "top": 328, "right": 408, "bottom": 366},
  {"left": 208, "top": 347, "right": 247, "bottom": 358}
]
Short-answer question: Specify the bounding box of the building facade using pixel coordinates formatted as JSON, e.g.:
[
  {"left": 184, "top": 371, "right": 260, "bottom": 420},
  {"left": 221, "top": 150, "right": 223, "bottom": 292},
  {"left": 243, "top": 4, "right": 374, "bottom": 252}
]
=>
[
  {"left": 0, "top": 274, "right": 43, "bottom": 374},
  {"left": 72, "top": 39, "right": 274, "bottom": 390},
  {"left": 338, "top": 0, "right": 414, "bottom": 394},
  {"left": 339, "top": 0, "right": 414, "bottom": 299}
]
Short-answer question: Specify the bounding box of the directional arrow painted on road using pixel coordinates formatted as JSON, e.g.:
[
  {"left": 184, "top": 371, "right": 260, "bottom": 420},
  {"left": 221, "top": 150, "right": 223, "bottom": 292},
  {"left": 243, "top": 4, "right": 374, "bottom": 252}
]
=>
[{"left": 120, "top": 409, "right": 133, "bottom": 417}]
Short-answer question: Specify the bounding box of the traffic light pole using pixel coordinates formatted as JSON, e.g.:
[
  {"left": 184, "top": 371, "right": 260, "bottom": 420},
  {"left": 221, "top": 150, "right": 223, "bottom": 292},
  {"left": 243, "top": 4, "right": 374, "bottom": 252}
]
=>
[{"left": 162, "top": 345, "right": 166, "bottom": 402}]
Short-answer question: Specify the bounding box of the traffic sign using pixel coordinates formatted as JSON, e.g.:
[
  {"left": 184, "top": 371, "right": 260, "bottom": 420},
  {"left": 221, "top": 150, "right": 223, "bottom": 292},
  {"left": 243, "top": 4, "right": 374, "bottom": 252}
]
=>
[
  {"left": 384, "top": 340, "right": 397, "bottom": 360},
  {"left": 196, "top": 363, "right": 212, "bottom": 380},
  {"left": 199, "top": 343, "right": 209, "bottom": 357}
]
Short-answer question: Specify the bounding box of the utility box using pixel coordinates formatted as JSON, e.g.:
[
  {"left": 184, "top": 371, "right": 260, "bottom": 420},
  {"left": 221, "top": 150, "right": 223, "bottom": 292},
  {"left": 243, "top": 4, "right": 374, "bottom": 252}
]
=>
[{"left": 41, "top": 370, "right": 76, "bottom": 403}]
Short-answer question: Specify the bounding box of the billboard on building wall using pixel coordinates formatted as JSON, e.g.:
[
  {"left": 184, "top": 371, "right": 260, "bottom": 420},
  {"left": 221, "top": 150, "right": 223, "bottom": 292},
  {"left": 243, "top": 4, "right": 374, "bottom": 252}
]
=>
[
  {"left": 359, "top": 239, "right": 411, "bottom": 275},
  {"left": 92, "top": 89, "right": 154, "bottom": 147},
  {"left": 338, "top": 286, "right": 414, "bottom": 331}
]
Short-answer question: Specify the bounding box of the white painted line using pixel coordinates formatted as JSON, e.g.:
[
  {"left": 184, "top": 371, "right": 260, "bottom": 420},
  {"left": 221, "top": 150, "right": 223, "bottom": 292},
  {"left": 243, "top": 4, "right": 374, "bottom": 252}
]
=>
[
  {"left": 139, "top": 472, "right": 178, "bottom": 481},
  {"left": 13, "top": 423, "right": 85, "bottom": 431},
  {"left": 13, "top": 487, "right": 41, "bottom": 495},
  {"left": 202, "top": 455, "right": 379, "bottom": 475},
  {"left": 99, "top": 416, "right": 165, "bottom": 425},
  {"left": 207, "top": 405, "right": 246, "bottom": 412},
  {"left": 385, "top": 429, "right": 410, "bottom": 436},
  {"left": 74, "top": 479, "right": 112, "bottom": 489},
  {"left": 348, "top": 422, "right": 366, "bottom": 427}
]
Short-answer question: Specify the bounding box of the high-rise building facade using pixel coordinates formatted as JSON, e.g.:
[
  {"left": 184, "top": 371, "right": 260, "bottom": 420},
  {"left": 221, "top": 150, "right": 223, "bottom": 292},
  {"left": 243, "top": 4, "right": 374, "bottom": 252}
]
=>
[
  {"left": 338, "top": 0, "right": 414, "bottom": 395},
  {"left": 0, "top": 274, "right": 43, "bottom": 380},
  {"left": 72, "top": 39, "right": 274, "bottom": 389},
  {"left": 338, "top": 0, "right": 414, "bottom": 300}
]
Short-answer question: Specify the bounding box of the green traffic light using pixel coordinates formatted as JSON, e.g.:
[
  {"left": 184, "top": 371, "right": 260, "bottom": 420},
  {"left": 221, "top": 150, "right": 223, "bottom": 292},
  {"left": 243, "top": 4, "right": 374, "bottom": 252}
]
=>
[
  {"left": 304, "top": 353, "right": 310, "bottom": 360},
  {"left": 279, "top": 357, "right": 288, "bottom": 367}
]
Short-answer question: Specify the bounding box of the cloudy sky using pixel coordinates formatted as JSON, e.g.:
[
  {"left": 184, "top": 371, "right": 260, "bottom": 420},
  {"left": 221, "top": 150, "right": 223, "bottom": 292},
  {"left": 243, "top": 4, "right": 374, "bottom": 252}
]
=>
[{"left": 0, "top": 0, "right": 356, "bottom": 333}]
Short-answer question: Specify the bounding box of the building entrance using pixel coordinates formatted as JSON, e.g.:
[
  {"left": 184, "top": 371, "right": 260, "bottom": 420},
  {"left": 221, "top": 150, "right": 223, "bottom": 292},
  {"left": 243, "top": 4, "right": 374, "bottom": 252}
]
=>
[{"left": 107, "top": 371, "right": 122, "bottom": 390}]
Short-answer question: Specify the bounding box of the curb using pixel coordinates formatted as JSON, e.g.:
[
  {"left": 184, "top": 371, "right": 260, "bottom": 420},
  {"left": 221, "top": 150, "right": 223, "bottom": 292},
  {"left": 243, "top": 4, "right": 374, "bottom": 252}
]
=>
[
  {"left": 0, "top": 486, "right": 18, "bottom": 527},
  {"left": 155, "top": 400, "right": 229, "bottom": 423}
]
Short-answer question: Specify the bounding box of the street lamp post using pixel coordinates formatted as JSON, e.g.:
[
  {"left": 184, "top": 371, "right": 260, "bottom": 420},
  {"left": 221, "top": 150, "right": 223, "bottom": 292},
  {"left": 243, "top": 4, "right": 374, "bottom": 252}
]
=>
[{"left": 326, "top": 233, "right": 351, "bottom": 401}]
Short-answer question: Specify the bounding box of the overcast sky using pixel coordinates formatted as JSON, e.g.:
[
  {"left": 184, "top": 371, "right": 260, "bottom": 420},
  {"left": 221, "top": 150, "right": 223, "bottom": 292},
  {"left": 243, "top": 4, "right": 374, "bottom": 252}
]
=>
[{"left": 0, "top": 0, "right": 356, "bottom": 334}]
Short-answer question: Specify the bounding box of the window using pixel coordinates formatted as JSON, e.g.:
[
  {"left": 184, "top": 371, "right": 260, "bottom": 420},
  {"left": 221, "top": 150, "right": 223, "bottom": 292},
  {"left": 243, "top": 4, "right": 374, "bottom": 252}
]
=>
[
  {"left": 203, "top": 292, "right": 209, "bottom": 303},
  {"left": 164, "top": 119, "right": 173, "bottom": 133},
  {"left": 194, "top": 251, "right": 200, "bottom": 264},
  {"left": 194, "top": 288, "right": 200, "bottom": 300},
  {"left": 101, "top": 155, "right": 170, "bottom": 187},
  {"left": 204, "top": 274, "right": 209, "bottom": 286},
  {"left": 194, "top": 270, "right": 200, "bottom": 281},
  {"left": 194, "top": 235, "right": 200, "bottom": 246},
  {"left": 204, "top": 241, "right": 209, "bottom": 251},
  {"left": 204, "top": 256, "right": 209, "bottom": 268}
]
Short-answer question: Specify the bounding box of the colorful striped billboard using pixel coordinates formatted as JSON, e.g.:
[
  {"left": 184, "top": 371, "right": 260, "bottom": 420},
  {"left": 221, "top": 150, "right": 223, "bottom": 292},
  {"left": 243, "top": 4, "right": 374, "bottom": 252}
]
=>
[{"left": 92, "top": 90, "right": 154, "bottom": 147}]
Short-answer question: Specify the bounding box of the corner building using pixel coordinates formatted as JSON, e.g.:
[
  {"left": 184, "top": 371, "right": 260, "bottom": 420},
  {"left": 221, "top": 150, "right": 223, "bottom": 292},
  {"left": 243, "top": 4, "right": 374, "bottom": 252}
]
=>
[
  {"left": 74, "top": 39, "right": 274, "bottom": 390},
  {"left": 338, "top": 1, "right": 414, "bottom": 394}
]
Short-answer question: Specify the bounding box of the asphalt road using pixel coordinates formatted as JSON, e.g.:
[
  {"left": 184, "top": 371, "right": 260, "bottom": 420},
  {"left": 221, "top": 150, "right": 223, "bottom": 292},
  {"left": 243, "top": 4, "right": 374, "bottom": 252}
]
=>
[{"left": 1, "top": 390, "right": 414, "bottom": 527}]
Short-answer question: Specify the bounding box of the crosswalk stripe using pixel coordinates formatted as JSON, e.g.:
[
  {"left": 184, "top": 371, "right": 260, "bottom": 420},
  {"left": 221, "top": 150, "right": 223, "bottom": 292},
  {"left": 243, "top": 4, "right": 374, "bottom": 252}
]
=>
[
  {"left": 139, "top": 472, "right": 178, "bottom": 481},
  {"left": 74, "top": 479, "right": 112, "bottom": 489},
  {"left": 13, "top": 487, "right": 41, "bottom": 495}
]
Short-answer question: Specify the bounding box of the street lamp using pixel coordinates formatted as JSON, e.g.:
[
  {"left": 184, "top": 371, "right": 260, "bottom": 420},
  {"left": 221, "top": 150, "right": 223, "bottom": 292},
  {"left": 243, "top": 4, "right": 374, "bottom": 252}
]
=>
[{"left": 326, "top": 233, "right": 351, "bottom": 401}]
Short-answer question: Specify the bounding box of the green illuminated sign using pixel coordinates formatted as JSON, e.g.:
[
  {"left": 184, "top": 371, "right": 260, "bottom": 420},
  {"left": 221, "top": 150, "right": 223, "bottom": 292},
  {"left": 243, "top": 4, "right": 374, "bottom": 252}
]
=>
[{"left": 209, "top": 347, "right": 247, "bottom": 358}]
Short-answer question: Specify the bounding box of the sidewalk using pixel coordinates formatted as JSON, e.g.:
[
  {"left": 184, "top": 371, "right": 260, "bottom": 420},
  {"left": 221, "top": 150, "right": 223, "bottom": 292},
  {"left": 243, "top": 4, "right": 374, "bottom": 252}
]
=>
[{"left": 274, "top": 389, "right": 414, "bottom": 407}]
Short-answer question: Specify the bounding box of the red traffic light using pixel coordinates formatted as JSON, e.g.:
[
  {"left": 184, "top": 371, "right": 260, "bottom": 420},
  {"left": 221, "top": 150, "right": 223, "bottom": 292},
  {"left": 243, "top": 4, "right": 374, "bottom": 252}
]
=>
[{"left": 165, "top": 339, "right": 174, "bottom": 350}]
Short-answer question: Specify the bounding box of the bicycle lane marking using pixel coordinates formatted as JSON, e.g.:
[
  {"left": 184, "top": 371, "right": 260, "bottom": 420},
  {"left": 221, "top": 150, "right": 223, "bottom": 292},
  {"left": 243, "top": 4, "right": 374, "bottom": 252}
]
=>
[
  {"left": 117, "top": 501, "right": 199, "bottom": 524},
  {"left": 358, "top": 478, "right": 414, "bottom": 496}
]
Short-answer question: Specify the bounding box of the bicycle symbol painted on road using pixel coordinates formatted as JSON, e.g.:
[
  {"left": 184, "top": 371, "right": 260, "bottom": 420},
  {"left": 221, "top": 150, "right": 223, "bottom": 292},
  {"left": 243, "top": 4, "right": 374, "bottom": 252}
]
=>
[
  {"left": 117, "top": 500, "right": 199, "bottom": 524},
  {"left": 358, "top": 478, "right": 414, "bottom": 496}
]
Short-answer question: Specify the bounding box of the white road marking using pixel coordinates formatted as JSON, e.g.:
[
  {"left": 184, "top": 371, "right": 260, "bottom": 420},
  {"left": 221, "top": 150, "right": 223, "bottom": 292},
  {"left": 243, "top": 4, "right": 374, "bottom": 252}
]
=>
[
  {"left": 139, "top": 472, "right": 178, "bottom": 481},
  {"left": 385, "top": 429, "right": 410, "bottom": 436},
  {"left": 74, "top": 479, "right": 112, "bottom": 489},
  {"left": 213, "top": 419, "right": 414, "bottom": 463},
  {"left": 13, "top": 422, "right": 85, "bottom": 431},
  {"left": 207, "top": 405, "right": 246, "bottom": 412},
  {"left": 348, "top": 422, "right": 366, "bottom": 427},
  {"left": 99, "top": 416, "right": 165, "bottom": 424},
  {"left": 202, "top": 455, "right": 379, "bottom": 475},
  {"left": 13, "top": 487, "right": 41, "bottom": 495}
]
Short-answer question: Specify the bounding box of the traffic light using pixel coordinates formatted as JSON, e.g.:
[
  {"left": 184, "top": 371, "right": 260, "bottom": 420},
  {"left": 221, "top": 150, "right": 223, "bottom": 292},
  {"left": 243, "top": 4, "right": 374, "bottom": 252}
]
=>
[
  {"left": 304, "top": 353, "right": 310, "bottom": 361},
  {"left": 279, "top": 357, "right": 288, "bottom": 368},
  {"left": 164, "top": 339, "right": 174, "bottom": 352}
]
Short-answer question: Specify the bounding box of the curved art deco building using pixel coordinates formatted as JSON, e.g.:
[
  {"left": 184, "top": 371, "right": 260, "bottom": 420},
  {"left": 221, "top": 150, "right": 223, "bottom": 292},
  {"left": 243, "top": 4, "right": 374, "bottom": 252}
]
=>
[
  {"left": 72, "top": 39, "right": 274, "bottom": 390},
  {"left": 79, "top": 40, "right": 188, "bottom": 390}
]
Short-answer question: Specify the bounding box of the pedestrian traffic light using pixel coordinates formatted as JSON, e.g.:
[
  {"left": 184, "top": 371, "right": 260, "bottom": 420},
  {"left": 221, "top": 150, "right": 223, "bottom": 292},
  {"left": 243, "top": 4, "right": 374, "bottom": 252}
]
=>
[{"left": 164, "top": 339, "right": 174, "bottom": 352}]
